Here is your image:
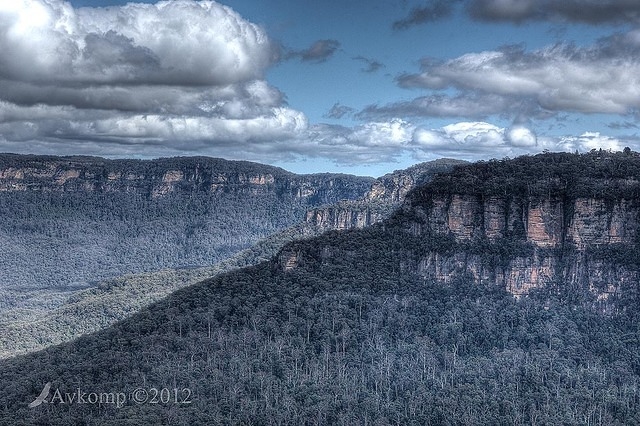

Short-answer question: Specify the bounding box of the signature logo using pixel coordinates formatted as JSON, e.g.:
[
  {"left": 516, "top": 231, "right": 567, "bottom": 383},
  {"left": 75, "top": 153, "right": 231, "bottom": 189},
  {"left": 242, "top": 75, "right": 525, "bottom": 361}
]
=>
[{"left": 28, "top": 382, "right": 51, "bottom": 408}]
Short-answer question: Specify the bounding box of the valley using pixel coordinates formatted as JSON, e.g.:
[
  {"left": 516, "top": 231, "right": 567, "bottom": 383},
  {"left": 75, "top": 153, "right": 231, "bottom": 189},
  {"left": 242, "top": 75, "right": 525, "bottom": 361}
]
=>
[{"left": 1, "top": 152, "right": 640, "bottom": 425}]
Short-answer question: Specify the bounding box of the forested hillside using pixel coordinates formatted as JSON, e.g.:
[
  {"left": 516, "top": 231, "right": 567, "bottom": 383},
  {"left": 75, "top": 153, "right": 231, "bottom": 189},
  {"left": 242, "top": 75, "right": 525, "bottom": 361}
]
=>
[
  {"left": 0, "top": 158, "right": 462, "bottom": 359},
  {"left": 2, "top": 152, "right": 640, "bottom": 425},
  {"left": 0, "top": 155, "right": 372, "bottom": 327},
  {"left": 0, "top": 155, "right": 372, "bottom": 289}
]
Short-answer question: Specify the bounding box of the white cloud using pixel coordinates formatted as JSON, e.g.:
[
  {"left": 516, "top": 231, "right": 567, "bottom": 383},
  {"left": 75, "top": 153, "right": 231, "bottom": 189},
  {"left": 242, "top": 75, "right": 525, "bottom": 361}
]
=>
[
  {"left": 0, "top": 0, "right": 272, "bottom": 85},
  {"left": 557, "top": 132, "right": 623, "bottom": 152},
  {"left": 0, "top": 0, "right": 636, "bottom": 169},
  {"left": 348, "top": 119, "right": 414, "bottom": 147},
  {"left": 399, "top": 36, "right": 640, "bottom": 116},
  {"left": 412, "top": 121, "right": 541, "bottom": 157},
  {"left": 413, "top": 122, "right": 502, "bottom": 152},
  {"left": 506, "top": 125, "right": 537, "bottom": 147},
  {"left": 0, "top": 0, "right": 339, "bottom": 163}
]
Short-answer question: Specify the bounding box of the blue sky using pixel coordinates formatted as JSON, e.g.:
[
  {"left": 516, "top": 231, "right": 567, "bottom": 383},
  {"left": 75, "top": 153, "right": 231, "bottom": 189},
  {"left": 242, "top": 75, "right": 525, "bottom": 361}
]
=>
[{"left": 1, "top": 1, "right": 639, "bottom": 176}]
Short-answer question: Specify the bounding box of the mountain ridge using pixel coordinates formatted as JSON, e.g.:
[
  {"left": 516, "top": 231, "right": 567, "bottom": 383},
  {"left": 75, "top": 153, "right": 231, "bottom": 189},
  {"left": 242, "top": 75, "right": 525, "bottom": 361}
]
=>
[
  {"left": 0, "top": 153, "right": 373, "bottom": 346},
  {"left": 0, "top": 158, "right": 463, "bottom": 359},
  {"left": 2, "top": 152, "right": 640, "bottom": 424}
]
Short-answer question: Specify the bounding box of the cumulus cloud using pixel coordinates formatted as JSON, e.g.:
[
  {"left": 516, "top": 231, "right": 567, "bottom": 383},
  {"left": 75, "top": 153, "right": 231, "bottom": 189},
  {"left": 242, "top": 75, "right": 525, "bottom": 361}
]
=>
[
  {"left": 0, "top": 0, "right": 405, "bottom": 165},
  {"left": 397, "top": 36, "right": 640, "bottom": 117},
  {"left": 413, "top": 122, "right": 508, "bottom": 152},
  {"left": 409, "top": 122, "right": 637, "bottom": 161},
  {"left": 0, "top": 0, "right": 273, "bottom": 85},
  {"left": 0, "top": 0, "right": 636, "bottom": 169},
  {"left": 0, "top": 0, "right": 318, "bottom": 160},
  {"left": 412, "top": 121, "right": 543, "bottom": 158},
  {"left": 506, "top": 125, "right": 537, "bottom": 147},
  {"left": 556, "top": 132, "right": 624, "bottom": 152}
]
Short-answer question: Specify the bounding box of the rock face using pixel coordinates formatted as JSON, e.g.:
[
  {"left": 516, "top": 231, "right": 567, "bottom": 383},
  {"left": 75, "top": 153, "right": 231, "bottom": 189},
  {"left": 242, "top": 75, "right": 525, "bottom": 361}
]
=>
[
  {"left": 407, "top": 192, "right": 639, "bottom": 297},
  {"left": 401, "top": 153, "right": 640, "bottom": 301},
  {"left": 286, "top": 152, "right": 640, "bottom": 304},
  {"left": 0, "top": 154, "right": 373, "bottom": 203},
  {"left": 304, "top": 158, "right": 467, "bottom": 231},
  {"left": 304, "top": 202, "right": 386, "bottom": 230}
]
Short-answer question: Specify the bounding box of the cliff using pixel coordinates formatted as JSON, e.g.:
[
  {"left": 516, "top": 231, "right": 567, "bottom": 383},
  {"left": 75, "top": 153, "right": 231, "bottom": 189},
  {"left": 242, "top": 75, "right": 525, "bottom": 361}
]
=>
[
  {"left": 0, "top": 154, "right": 372, "bottom": 294},
  {"left": 285, "top": 152, "right": 640, "bottom": 306},
  {"left": 401, "top": 153, "right": 640, "bottom": 301},
  {"left": 0, "top": 154, "right": 373, "bottom": 203},
  {"left": 304, "top": 158, "right": 466, "bottom": 231},
  {"left": 4, "top": 154, "right": 640, "bottom": 425},
  {"left": 407, "top": 193, "right": 638, "bottom": 297}
]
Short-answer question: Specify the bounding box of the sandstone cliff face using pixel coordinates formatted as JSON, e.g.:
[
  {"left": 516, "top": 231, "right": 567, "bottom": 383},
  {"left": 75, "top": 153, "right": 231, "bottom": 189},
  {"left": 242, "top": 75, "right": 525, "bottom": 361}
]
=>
[
  {"left": 303, "top": 159, "right": 466, "bottom": 231},
  {"left": 305, "top": 204, "right": 378, "bottom": 230},
  {"left": 365, "top": 158, "right": 468, "bottom": 203},
  {"left": 0, "top": 155, "right": 372, "bottom": 203},
  {"left": 412, "top": 194, "right": 638, "bottom": 247},
  {"left": 407, "top": 191, "right": 640, "bottom": 299},
  {"left": 284, "top": 153, "right": 640, "bottom": 305}
]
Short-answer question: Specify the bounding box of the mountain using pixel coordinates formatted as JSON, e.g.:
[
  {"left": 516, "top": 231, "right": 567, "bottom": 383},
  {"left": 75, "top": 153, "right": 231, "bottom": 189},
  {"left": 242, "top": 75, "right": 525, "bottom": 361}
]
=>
[
  {"left": 0, "top": 158, "right": 463, "bottom": 359},
  {"left": 2, "top": 152, "right": 640, "bottom": 425},
  {"left": 398, "top": 151, "right": 640, "bottom": 304},
  {"left": 304, "top": 158, "right": 466, "bottom": 230},
  {"left": 0, "top": 154, "right": 372, "bottom": 322}
]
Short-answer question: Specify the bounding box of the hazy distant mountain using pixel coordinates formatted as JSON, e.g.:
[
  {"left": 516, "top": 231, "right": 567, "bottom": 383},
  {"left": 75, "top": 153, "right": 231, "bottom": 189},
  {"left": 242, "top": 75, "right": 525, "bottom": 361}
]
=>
[{"left": 3, "top": 152, "right": 640, "bottom": 424}]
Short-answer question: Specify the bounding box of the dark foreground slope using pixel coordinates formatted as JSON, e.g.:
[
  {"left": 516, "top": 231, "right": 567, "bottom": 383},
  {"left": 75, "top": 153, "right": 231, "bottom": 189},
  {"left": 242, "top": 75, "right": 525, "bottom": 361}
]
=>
[{"left": 2, "top": 152, "right": 640, "bottom": 425}]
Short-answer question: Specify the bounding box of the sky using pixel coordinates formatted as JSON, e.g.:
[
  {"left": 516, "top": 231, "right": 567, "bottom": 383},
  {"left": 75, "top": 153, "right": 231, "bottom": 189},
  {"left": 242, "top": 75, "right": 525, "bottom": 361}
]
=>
[{"left": 1, "top": 1, "right": 640, "bottom": 176}]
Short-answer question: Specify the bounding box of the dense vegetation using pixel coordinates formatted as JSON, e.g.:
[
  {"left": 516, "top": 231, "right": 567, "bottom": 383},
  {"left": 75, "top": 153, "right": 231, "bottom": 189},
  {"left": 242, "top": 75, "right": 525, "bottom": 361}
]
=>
[
  {"left": 0, "top": 157, "right": 461, "bottom": 359},
  {"left": 416, "top": 149, "right": 640, "bottom": 200},
  {"left": 0, "top": 155, "right": 372, "bottom": 291},
  {"left": 0, "top": 155, "right": 372, "bottom": 337},
  {"left": 3, "top": 152, "right": 640, "bottom": 424},
  {"left": 2, "top": 224, "right": 640, "bottom": 424}
]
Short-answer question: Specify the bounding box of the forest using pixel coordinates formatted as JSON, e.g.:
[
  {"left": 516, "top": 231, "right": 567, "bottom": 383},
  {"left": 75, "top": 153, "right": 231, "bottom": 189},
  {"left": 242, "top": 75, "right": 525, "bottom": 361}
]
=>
[
  {"left": 0, "top": 207, "right": 639, "bottom": 424},
  {"left": 0, "top": 155, "right": 372, "bottom": 291},
  {"left": 0, "top": 155, "right": 372, "bottom": 353},
  {"left": 2, "top": 152, "right": 640, "bottom": 424},
  {"left": 0, "top": 156, "right": 460, "bottom": 360}
]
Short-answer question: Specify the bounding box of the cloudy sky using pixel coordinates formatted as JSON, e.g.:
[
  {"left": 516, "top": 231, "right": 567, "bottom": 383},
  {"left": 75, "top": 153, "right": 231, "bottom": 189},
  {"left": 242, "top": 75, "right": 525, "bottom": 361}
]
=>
[{"left": 1, "top": 0, "right": 640, "bottom": 176}]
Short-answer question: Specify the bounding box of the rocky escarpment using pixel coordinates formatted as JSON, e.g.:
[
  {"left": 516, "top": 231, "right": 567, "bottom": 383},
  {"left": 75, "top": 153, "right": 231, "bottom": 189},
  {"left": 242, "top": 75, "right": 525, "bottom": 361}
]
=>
[
  {"left": 407, "top": 193, "right": 639, "bottom": 297},
  {"left": 285, "top": 152, "right": 640, "bottom": 305},
  {"left": 405, "top": 153, "right": 640, "bottom": 301},
  {"left": 304, "top": 158, "right": 466, "bottom": 231},
  {"left": 0, "top": 154, "right": 373, "bottom": 293},
  {"left": 365, "top": 158, "right": 468, "bottom": 203},
  {"left": 304, "top": 201, "right": 389, "bottom": 231},
  {"left": 0, "top": 154, "right": 373, "bottom": 203}
]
